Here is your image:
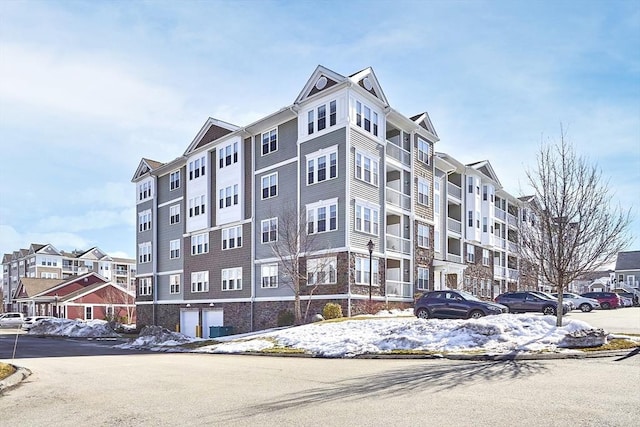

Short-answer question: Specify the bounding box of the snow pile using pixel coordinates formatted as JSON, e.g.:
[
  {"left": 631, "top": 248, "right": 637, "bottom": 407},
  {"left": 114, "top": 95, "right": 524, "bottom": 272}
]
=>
[
  {"left": 115, "top": 325, "right": 196, "bottom": 350},
  {"left": 28, "top": 318, "right": 119, "bottom": 338},
  {"left": 197, "top": 314, "right": 597, "bottom": 357}
]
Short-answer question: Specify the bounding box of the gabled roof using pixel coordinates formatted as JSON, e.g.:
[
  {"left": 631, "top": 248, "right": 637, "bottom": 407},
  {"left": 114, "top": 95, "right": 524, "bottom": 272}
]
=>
[
  {"left": 2, "top": 253, "right": 11, "bottom": 263},
  {"left": 32, "top": 271, "right": 109, "bottom": 298},
  {"left": 348, "top": 67, "right": 389, "bottom": 106},
  {"left": 30, "top": 243, "right": 62, "bottom": 256},
  {"left": 615, "top": 251, "right": 640, "bottom": 271},
  {"left": 410, "top": 112, "right": 439, "bottom": 140},
  {"left": 17, "top": 278, "right": 64, "bottom": 298},
  {"left": 183, "top": 117, "right": 239, "bottom": 156},
  {"left": 294, "top": 65, "right": 347, "bottom": 104},
  {"left": 467, "top": 160, "right": 502, "bottom": 187},
  {"left": 132, "top": 158, "right": 164, "bottom": 181},
  {"left": 76, "top": 247, "right": 110, "bottom": 261}
]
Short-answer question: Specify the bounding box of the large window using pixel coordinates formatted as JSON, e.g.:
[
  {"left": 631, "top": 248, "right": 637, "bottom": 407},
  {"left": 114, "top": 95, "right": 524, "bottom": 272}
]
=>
[
  {"left": 307, "top": 148, "right": 337, "bottom": 185},
  {"left": 417, "top": 138, "right": 430, "bottom": 164},
  {"left": 355, "top": 101, "right": 378, "bottom": 137},
  {"left": 139, "top": 277, "right": 152, "bottom": 296},
  {"left": 262, "top": 129, "right": 277, "bottom": 156},
  {"left": 138, "top": 181, "right": 152, "bottom": 201},
  {"left": 138, "top": 210, "right": 151, "bottom": 232},
  {"left": 170, "top": 170, "right": 180, "bottom": 191},
  {"left": 467, "top": 244, "right": 475, "bottom": 263},
  {"left": 307, "top": 257, "right": 337, "bottom": 285},
  {"left": 261, "top": 264, "right": 278, "bottom": 288},
  {"left": 355, "top": 203, "right": 379, "bottom": 235},
  {"left": 261, "top": 173, "right": 278, "bottom": 199},
  {"left": 169, "top": 274, "right": 180, "bottom": 294},
  {"left": 417, "top": 223, "right": 429, "bottom": 248},
  {"left": 222, "top": 225, "right": 242, "bottom": 250},
  {"left": 417, "top": 267, "right": 429, "bottom": 290},
  {"left": 191, "top": 271, "right": 209, "bottom": 293},
  {"left": 355, "top": 152, "right": 379, "bottom": 186},
  {"left": 418, "top": 178, "right": 429, "bottom": 206},
  {"left": 355, "top": 257, "right": 378, "bottom": 285},
  {"left": 169, "top": 204, "right": 180, "bottom": 225},
  {"left": 307, "top": 200, "right": 338, "bottom": 234},
  {"left": 189, "top": 195, "right": 206, "bottom": 218},
  {"left": 261, "top": 218, "right": 278, "bottom": 243},
  {"left": 222, "top": 268, "right": 242, "bottom": 291},
  {"left": 138, "top": 242, "right": 152, "bottom": 264},
  {"left": 219, "top": 184, "right": 239, "bottom": 208},
  {"left": 482, "top": 249, "right": 490, "bottom": 266},
  {"left": 169, "top": 239, "right": 180, "bottom": 259},
  {"left": 219, "top": 142, "right": 238, "bottom": 169},
  {"left": 191, "top": 233, "right": 209, "bottom": 255},
  {"left": 307, "top": 100, "right": 337, "bottom": 135},
  {"left": 189, "top": 156, "right": 206, "bottom": 180}
]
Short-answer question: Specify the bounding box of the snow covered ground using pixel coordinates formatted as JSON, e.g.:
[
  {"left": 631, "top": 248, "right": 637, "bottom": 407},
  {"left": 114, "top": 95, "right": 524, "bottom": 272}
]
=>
[{"left": 27, "top": 311, "right": 636, "bottom": 357}]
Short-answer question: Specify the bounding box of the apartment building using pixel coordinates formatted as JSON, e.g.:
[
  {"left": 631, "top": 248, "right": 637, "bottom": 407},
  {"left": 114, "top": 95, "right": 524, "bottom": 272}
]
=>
[
  {"left": 133, "top": 65, "right": 542, "bottom": 336},
  {"left": 2, "top": 243, "right": 136, "bottom": 312}
]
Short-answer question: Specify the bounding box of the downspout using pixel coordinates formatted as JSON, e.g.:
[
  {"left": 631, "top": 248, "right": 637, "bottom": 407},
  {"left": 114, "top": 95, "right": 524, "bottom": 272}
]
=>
[
  {"left": 243, "top": 127, "right": 256, "bottom": 332},
  {"left": 152, "top": 174, "right": 158, "bottom": 326}
]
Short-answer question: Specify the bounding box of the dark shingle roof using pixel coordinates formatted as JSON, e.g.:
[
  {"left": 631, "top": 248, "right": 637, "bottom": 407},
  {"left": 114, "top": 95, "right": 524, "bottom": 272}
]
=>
[{"left": 615, "top": 251, "right": 640, "bottom": 271}]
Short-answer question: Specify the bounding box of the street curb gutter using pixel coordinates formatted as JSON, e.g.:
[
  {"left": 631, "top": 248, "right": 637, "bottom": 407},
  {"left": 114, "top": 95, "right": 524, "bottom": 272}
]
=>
[{"left": 0, "top": 365, "right": 32, "bottom": 394}]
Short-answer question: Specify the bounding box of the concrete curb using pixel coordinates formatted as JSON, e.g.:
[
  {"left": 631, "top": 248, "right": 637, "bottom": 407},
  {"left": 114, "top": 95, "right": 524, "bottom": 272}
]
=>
[{"left": 0, "top": 365, "right": 32, "bottom": 394}]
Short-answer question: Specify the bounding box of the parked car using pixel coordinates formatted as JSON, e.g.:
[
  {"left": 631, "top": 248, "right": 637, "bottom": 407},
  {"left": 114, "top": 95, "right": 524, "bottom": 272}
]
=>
[
  {"left": 580, "top": 292, "right": 621, "bottom": 309},
  {"left": 494, "top": 291, "right": 569, "bottom": 315},
  {"left": 530, "top": 291, "right": 575, "bottom": 310},
  {"left": 0, "top": 312, "right": 26, "bottom": 328},
  {"left": 21, "top": 316, "right": 55, "bottom": 330},
  {"left": 619, "top": 295, "right": 634, "bottom": 307},
  {"left": 551, "top": 293, "right": 601, "bottom": 312},
  {"left": 613, "top": 291, "right": 638, "bottom": 307},
  {"left": 414, "top": 290, "right": 508, "bottom": 319}
]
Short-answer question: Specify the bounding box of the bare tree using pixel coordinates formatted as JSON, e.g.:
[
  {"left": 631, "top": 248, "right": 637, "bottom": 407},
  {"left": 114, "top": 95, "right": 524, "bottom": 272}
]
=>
[
  {"left": 519, "top": 128, "right": 632, "bottom": 326},
  {"left": 267, "top": 203, "right": 332, "bottom": 325},
  {"left": 103, "top": 284, "right": 136, "bottom": 325}
]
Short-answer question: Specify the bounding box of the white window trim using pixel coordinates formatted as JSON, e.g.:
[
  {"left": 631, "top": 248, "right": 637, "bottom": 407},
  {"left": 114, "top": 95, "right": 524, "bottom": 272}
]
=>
[
  {"left": 306, "top": 146, "right": 338, "bottom": 185},
  {"left": 169, "top": 274, "right": 180, "bottom": 294},
  {"left": 170, "top": 170, "right": 181, "bottom": 191},
  {"left": 191, "top": 271, "right": 209, "bottom": 293},
  {"left": 307, "top": 198, "right": 338, "bottom": 235},
  {"left": 222, "top": 267, "right": 243, "bottom": 291},
  {"left": 307, "top": 257, "right": 337, "bottom": 285},
  {"left": 169, "top": 204, "right": 180, "bottom": 225},
  {"left": 261, "top": 129, "right": 278, "bottom": 156},
  {"left": 417, "top": 267, "right": 429, "bottom": 290},
  {"left": 261, "top": 264, "right": 278, "bottom": 288},
  {"left": 139, "top": 277, "right": 152, "bottom": 296},
  {"left": 418, "top": 223, "right": 429, "bottom": 248},
  {"left": 169, "top": 239, "right": 180, "bottom": 260},
  {"left": 418, "top": 178, "right": 429, "bottom": 206},
  {"left": 138, "top": 242, "right": 152, "bottom": 264},
  {"left": 261, "top": 218, "right": 278, "bottom": 244},
  {"left": 261, "top": 172, "right": 278, "bottom": 200},
  {"left": 222, "top": 225, "right": 243, "bottom": 250},
  {"left": 191, "top": 233, "right": 209, "bottom": 255},
  {"left": 417, "top": 138, "right": 430, "bottom": 165},
  {"left": 354, "top": 200, "right": 380, "bottom": 236},
  {"left": 355, "top": 257, "right": 379, "bottom": 285},
  {"left": 355, "top": 150, "right": 379, "bottom": 187}
]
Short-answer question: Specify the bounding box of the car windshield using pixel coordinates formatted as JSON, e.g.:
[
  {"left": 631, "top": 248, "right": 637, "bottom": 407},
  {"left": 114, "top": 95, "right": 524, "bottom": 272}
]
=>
[{"left": 457, "top": 290, "right": 481, "bottom": 301}]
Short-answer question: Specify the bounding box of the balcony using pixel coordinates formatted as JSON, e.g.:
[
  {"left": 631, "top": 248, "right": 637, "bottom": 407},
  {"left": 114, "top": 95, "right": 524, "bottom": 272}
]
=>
[
  {"left": 507, "top": 213, "right": 518, "bottom": 227},
  {"left": 115, "top": 268, "right": 129, "bottom": 276},
  {"left": 447, "top": 253, "right": 462, "bottom": 263},
  {"left": 508, "top": 268, "right": 519, "bottom": 281},
  {"left": 494, "top": 266, "right": 506, "bottom": 279},
  {"left": 447, "top": 182, "right": 462, "bottom": 200},
  {"left": 495, "top": 208, "right": 506, "bottom": 221},
  {"left": 495, "top": 237, "right": 506, "bottom": 249},
  {"left": 386, "top": 142, "right": 411, "bottom": 166},
  {"left": 508, "top": 241, "right": 518, "bottom": 253},
  {"left": 386, "top": 187, "right": 411, "bottom": 211},
  {"left": 386, "top": 235, "right": 411, "bottom": 255},
  {"left": 447, "top": 218, "right": 462, "bottom": 234},
  {"left": 386, "top": 280, "right": 413, "bottom": 298}
]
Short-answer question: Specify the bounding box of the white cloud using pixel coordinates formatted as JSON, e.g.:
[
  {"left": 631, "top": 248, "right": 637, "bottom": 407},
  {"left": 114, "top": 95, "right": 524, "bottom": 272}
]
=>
[
  {"left": 0, "top": 225, "right": 91, "bottom": 256},
  {"left": 33, "top": 208, "right": 135, "bottom": 233}
]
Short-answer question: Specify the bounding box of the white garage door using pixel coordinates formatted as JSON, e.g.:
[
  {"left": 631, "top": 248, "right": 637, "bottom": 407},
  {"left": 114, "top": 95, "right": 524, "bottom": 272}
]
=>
[
  {"left": 180, "top": 310, "right": 199, "bottom": 338},
  {"left": 202, "top": 309, "right": 224, "bottom": 339}
]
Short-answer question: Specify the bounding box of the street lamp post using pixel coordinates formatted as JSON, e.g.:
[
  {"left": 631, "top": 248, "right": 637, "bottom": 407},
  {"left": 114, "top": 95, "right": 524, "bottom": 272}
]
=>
[
  {"left": 367, "top": 239, "right": 374, "bottom": 312},
  {"left": 54, "top": 294, "right": 59, "bottom": 318}
]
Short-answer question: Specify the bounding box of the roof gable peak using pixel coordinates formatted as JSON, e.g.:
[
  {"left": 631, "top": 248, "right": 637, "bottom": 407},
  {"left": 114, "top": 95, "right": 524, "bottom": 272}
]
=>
[{"left": 295, "top": 65, "right": 346, "bottom": 105}]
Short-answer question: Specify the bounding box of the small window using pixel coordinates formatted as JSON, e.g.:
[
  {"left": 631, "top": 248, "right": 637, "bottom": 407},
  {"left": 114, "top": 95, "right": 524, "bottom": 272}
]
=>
[
  {"left": 418, "top": 138, "right": 429, "bottom": 164},
  {"left": 261, "top": 218, "right": 278, "bottom": 243},
  {"left": 262, "top": 129, "right": 277, "bottom": 155},
  {"left": 261, "top": 264, "right": 278, "bottom": 288},
  {"left": 261, "top": 173, "right": 278, "bottom": 199},
  {"left": 170, "top": 170, "right": 181, "bottom": 191}
]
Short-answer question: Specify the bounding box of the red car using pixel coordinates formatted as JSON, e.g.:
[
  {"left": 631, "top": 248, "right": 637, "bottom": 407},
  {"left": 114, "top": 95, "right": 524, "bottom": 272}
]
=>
[{"left": 580, "top": 292, "right": 621, "bottom": 309}]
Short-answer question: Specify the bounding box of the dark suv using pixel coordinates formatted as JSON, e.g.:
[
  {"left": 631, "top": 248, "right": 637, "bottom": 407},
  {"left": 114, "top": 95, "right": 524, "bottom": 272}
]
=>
[
  {"left": 580, "top": 292, "right": 621, "bottom": 309},
  {"left": 414, "top": 290, "right": 508, "bottom": 319},
  {"left": 494, "top": 291, "right": 569, "bottom": 315}
]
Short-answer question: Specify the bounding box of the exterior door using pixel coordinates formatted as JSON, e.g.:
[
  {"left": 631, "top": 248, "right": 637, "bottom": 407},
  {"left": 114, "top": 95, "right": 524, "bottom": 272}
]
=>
[
  {"left": 202, "top": 310, "right": 224, "bottom": 339},
  {"left": 180, "top": 310, "right": 199, "bottom": 338}
]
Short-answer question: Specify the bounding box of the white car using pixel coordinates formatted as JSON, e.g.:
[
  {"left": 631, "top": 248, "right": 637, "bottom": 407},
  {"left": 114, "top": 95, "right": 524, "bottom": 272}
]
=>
[
  {"left": 21, "top": 316, "right": 55, "bottom": 330},
  {"left": 0, "top": 312, "right": 26, "bottom": 328},
  {"left": 552, "top": 293, "right": 601, "bottom": 312}
]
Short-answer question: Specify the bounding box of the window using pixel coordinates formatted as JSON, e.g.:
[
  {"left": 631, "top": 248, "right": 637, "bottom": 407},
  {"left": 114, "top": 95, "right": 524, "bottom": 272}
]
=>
[
  {"left": 219, "top": 184, "right": 239, "bottom": 208},
  {"left": 191, "top": 233, "right": 209, "bottom": 255},
  {"left": 169, "top": 239, "right": 180, "bottom": 259},
  {"left": 307, "top": 257, "right": 337, "bottom": 285},
  {"left": 139, "top": 277, "right": 152, "bottom": 296},
  {"left": 262, "top": 129, "right": 277, "bottom": 155},
  {"left": 418, "top": 138, "right": 430, "bottom": 164},
  {"left": 222, "top": 225, "right": 242, "bottom": 249},
  {"left": 218, "top": 142, "right": 238, "bottom": 168},
  {"left": 483, "top": 185, "right": 488, "bottom": 201},
  {"left": 169, "top": 204, "right": 180, "bottom": 225},
  {"left": 189, "top": 156, "right": 206, "bottom": 180},
  {"left": 261, "top": 218, "right": 278, "bottom": 243},
  {"left": 261, "top": 173, "right": 277, "bottom": 199},
  {"left": 170, "top": 170, "right": 180, "bottom": 191},
  {"left": 307, "top": 100, "right": 337, "bottom": 135},
  {"left": 467, "top": 244, "right": 475, "bottom": 263},
  {"left": 329, "top": 100, "right": 337, "bottom": 126},
  {"left": 418, "top": 179, "right": 429, "bottom": 206},
  {"left": 85, "top": 306, "right": 93, "bottom": 320},
  {"left": 308, "top": 110, "right": 314, "bottom": 134},
  {"left": 189, "top": 195, "right": 206, "bottom": 217},
  {"left": 191, "top": 271, "right": 209, "bottom": 293},
  {"left": 355, "top": 257, "right": 378, "bottom": 285},
  {"left": 355, "top": 203, "right": 379, "bottom": 235},
  {"left": 417, "top": 267, "right": 429, "bottom": 290},
  {"left": 482, "top": 249, "right": 490, "bottom": 266},
  {"left": 261, "top": 264, "right": 278, "bottom": 288},
  {"left": 138, "top": 210, "right": 152, "bottom": 232},
  {"left": 307, "top": 148, "right": 338, "bottom": 185},
  {"left": 169, "top": 274, "right": 180, "bottom": 294},
  {"left": 468, "top": 177, "right": 474, "bottom": 194},
  {"left": 222, "top": 267, "right": 242, "bottom": 291},
  {"left": 307, "top": 200, "right": 338, "bottom": 234},
  {"left": 418, "top": 223, "right": 429, "bottom": 248},
  {"left": 434, "top": 230, "right": 440, "bottom": 252},
  {"left": 355, "top": 101, "right": 378, "bottom": 136},
  {"left": 477, "top": 211, "right": 481, "bottom": 229},
  {"left": 138, "top": 242, "right": 152, "bottom": 264},
  {"left": 355, "top": 152, "right": 379, "bottom": 186},
  {"left": 138, "top": 181, "right": 152, "bottom": 201},
  {"left": 468, "top": 211, "right": 473, "bottom": 228},
  {"left": 318, "top": 104, "right": 326, "bottom": 131},
  {"left": 482, "top": 217, "right": 488, "bottom": 233}
]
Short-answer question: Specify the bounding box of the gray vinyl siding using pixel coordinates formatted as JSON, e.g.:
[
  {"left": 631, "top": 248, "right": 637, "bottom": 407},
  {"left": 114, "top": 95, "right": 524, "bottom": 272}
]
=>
[
  {"left": 156, "top": 201, "right": 184, "bottom": 273},
  {"left": 157, "top": 273, "right": 182, "bottom": 300},
  {"left": 157, "top": 165, "right": 185, "bottom": 205},
  {"left": 254, "top": 162, "right": 298, "bottom": 260},
  {"left": 254, "top": 118, "right": 298, "bottom": 171},
  {"left": 243, "top": 137, "right": 252, "bottom": 220},
  {"left": 254, "top": 261, "right": 295, "bottom": 298},
  {"left": 299, "top": 127, "right": 347, "bottom": 249},
  {"left": 136, "top": 198, "right": 153, "bottom": 276},
  {"left": 350, "top": 128, "right": 383, "bottom": 250}
]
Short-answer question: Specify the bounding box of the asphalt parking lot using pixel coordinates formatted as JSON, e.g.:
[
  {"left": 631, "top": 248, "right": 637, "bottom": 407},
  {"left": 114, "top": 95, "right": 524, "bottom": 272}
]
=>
[{"left": 565, "top": 306, "right": 640, "bottom": 334}]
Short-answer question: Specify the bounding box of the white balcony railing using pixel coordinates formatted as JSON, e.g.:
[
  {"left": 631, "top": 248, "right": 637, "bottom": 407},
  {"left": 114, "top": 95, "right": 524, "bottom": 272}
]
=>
[
  {"left": 507, "top": 213, "right": 518, "bottom": 227},
  {"left": 495, "top": 208, "right": 506, "bottom": 221},
  {"left": 508, "top": 268, "right": 519, "bottom": 281},
  {"left": 386, "top": 142, "right": 411, "bottom": 166},
  {"left": 447, "top": 253, "right": 462, "bottom": 264},
  {"left": 385, "top": 187, "right": 411, "bottom": 211},
  {"left": 447, "top": 217, "right": 462, "bottom": 233},
  {"left": 386, "top": 280, "right": 413, "bottom": 298},
  {"left": 494, "top": 266, "right": 506, "bottom": 279},
  {"left": 447, "top": 182, "right": 462, "bottom": 200},
  {"left": 508, "top": 241, "right": 518, "bottom": 253},
  {"left": 386, "top": 235, "right": 411, "bottom": 255}
]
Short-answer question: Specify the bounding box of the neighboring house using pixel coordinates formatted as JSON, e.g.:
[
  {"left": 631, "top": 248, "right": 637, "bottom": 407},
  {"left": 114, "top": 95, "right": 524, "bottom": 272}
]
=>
[
  {"left": 2, "top": 243, "right": 136, "bottom": 312},
  {"left": 615, "top": 250, "right": 640, "bottom": 290},
  {"left": 132, "top": 65, "right": 538, "bottom": 337},
  {"left": 569, "top": 270, "right": 614, "bottom": 293},
  {"left": 12, "top": 272, "right": 136, "bottom": 322}
]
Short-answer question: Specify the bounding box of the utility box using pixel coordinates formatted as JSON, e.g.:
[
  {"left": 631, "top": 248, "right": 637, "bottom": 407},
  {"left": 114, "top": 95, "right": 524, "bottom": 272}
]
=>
[{"left": 209, "top": 326, "right": 234, "bottom": 338}]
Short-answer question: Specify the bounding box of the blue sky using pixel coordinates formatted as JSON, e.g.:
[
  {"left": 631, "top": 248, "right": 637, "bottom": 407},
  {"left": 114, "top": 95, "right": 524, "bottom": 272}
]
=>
[{"left": 1, "top": 0, "right": 638, "bottom": 260}]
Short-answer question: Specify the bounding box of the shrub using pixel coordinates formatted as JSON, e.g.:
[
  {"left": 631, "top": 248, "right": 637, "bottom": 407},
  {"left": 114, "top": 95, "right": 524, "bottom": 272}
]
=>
[
  {"left": 277, "top": 309, "right": 295, "bottom": 327},
  {"left": 322, "top": 302, "right": 343, "bottom": 320}
]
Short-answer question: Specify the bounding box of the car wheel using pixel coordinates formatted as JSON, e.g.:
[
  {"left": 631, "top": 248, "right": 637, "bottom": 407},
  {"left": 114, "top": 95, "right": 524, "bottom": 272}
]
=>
[
  {"left": 579, "top": 303, "right": 592, "bottom": 312},
  {"left": 601, "top": 302, "right": 610, "bottom": 310},
  {"left": 416, "top": 308, "right": 431, "bottom": 319},
  {"left": 469, "top": 310, "right": 484, "bottom": 319},
  {"left": 542, "top": 305, "right": 557, "bottom": 315}
]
